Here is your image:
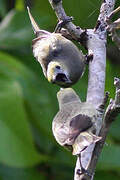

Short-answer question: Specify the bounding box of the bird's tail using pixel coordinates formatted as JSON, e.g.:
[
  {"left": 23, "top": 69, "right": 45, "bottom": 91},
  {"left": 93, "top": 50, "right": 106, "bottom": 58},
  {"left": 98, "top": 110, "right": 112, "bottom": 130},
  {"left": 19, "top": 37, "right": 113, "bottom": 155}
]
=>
[
  {"left": 27, "top": 6, "right": 51, "bottom": 38},
  {"left": 72, "top": 132, "right": 101, "bottom": 155},
  {"left": 27, "top": 6, "right": 40, "bottom": 34}
]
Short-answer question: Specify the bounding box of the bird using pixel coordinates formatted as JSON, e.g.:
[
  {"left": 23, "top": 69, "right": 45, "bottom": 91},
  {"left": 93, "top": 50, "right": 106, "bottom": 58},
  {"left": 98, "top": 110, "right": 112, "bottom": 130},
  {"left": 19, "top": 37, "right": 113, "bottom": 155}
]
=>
[
  {"left": 27, "top": 7, "right": 85, "bottom": 87},
  {"left": 52, "top": 88, "right": 101, "bottom": 174}
]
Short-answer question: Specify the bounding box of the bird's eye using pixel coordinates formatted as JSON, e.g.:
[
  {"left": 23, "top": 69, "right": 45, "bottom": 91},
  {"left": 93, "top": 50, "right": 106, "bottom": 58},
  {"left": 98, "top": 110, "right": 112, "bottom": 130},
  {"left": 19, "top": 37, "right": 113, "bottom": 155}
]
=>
[{"left": 56, "top": 65, "right": 61, "bottom": 69}]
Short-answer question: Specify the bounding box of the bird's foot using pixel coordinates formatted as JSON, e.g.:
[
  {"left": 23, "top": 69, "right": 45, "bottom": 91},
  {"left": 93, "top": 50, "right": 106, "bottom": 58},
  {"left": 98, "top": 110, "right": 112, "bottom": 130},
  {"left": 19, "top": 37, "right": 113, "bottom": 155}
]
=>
[
  {"left": 52, "top": 0, "right": 61, "bottom": 4},
  {"left": 54, "top": 16, "right": 73, "bottom": 33},
  {"left": 77, "top": 168, "right": 92, "bottom": 177},
  {"left": 85, "top": 54, "right": 93, "bottom": 65}
]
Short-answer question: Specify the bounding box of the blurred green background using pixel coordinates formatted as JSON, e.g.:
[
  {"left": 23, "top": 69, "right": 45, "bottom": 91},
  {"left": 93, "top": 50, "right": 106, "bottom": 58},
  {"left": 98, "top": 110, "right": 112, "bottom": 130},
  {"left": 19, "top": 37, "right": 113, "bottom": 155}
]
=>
[{"left": 0, "top": 0, "right": 120, "bottom": 179}]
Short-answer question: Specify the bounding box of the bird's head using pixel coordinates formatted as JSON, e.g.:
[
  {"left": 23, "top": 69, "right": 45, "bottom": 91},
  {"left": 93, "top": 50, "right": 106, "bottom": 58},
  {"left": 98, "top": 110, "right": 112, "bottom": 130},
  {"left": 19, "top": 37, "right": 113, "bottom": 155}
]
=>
[{"left": 47, "top": 62, "right": 72, "bottom": 87}]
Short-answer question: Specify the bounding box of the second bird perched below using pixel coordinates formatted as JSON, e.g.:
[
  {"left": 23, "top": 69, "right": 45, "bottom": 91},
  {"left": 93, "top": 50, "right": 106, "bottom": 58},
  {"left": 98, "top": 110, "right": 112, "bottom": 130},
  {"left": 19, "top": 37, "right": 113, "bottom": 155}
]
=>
[
  {"left": 27, "top": 7, "right": 85, "bottom": 87},
  {"left": 52, "top": 88, "right": 101, "bottom": 174}
]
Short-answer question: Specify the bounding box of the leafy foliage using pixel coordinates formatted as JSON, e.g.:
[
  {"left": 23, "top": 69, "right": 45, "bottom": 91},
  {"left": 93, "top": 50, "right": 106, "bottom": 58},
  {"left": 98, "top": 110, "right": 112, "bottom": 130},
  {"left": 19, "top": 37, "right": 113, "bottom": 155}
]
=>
[{"left": 0, "top": 0, "right": 120, "bottom": 179}]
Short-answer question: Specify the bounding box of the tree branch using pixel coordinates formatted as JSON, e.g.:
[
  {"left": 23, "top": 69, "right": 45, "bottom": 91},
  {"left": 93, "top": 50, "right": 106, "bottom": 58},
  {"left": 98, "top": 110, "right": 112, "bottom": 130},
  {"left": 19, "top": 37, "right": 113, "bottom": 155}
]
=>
[
  {"left": 48, "top": 0, "right": 117, "bottom": 180},
  {"left": 94, "top": 0, "right": 116, "bottom": 39},
  {"left": 107, "top": 6, "right": 120, "bottom": 50},
  {"left": 84, "top": 77, "right": 120, "bottom": 179},
  {"left": 109, "top": 30, "right": 120, "bottom": 50},
  {"left": 75, "top": 1, "right": 116, "bottom": 180},
  {"left": 48, "top": 0, "right": 83, "bottom": 40}
]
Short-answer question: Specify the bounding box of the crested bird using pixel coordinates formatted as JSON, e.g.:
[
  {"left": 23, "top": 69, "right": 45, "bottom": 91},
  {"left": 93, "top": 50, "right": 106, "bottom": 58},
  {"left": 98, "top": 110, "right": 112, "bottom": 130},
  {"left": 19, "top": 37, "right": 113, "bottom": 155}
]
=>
[{"left": 27, "top": 7, "right": 85, "bottom": 87}]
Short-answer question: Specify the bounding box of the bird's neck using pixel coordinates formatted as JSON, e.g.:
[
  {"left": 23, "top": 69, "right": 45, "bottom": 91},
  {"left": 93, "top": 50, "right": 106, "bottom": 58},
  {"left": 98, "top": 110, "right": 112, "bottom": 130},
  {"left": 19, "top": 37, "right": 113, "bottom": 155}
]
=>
[{"left": 57, "top": 88, "right": 81, "bottom": 109}]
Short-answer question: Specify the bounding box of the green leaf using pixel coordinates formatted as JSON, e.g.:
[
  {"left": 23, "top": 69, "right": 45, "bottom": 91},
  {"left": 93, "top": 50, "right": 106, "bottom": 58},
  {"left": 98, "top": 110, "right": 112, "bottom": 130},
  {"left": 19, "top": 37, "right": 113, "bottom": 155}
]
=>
[
  {"left": 0, "top": 79, "right": 41, "bottom": 167},
  {"left": 62, "top": 0, "right": 101, "bottom": 28},
  {"left": 0, "top": 51, "right": 50, "bottom": 167},
  {"left": 0, "top": 50, "right": 56, "bottom": 140},
  {"left": 0, "top": 10, "right": 32, "bottom": 50},
  {"left": 0, "top": 0, "right": 7, "bottom": 18},
  {"left": 0, "top": 165, "right": 46, "bottom": 180},
  {"left": 0, "top": 8, "right": 52, "bottom": 51},
  {"left": 0, "top": 51, "right": 76, "bottom": 169},
  {"left": 109, "top": 115, "right": 120, "bottom": 141},
  {"left": 95, "top": 171, "right": 120, "bottom": 180},
  {"left": 15, "top": 0, "right": 25, "bottom": 11},
  {"left": 98, "top": 144, "right": 120, "bottom": 171}
]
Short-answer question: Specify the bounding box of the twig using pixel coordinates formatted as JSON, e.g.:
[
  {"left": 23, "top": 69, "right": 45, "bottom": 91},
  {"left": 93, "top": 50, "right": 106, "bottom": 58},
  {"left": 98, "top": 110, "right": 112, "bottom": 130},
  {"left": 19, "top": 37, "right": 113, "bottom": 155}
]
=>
[
  {"left": 114, "top": 77, "right": 120, "bottom": 105},
  {"left": 76, "top": 91, "right": 110, "bottom": 180},
  {"left": 75, "top": 1, "right": 116, "bottom": 180},
  {"left": 107, "top": 6, "right": 120, "bottom": 20},
  {"left": 109, "top": 29, "right": 120, "bottom": 50},
  {"left": 98, "top": 91, "right": 110, "bottom": 111},
  {"left": 48, "top": 0, "right": 83, "bottom": 40},
  {"left": 48, "top": 0, "right": 117, "bottom": 180},
  {"left": 85, "top": 77, "right": 120, "bottom": 179},
  {"left": 94, "top": 0, "right": 116, "bottom": 39},
  {"left": 107, "top": 6, "right": 120, "bottom": 49},
  {"left": 80, "top": 0, "right": 115, "bottom": 167}
]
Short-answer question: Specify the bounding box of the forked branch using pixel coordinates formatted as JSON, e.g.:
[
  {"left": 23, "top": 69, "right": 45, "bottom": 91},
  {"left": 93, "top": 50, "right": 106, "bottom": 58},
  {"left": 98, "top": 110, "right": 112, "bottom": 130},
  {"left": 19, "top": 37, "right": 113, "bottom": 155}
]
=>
[{"left": 48, "top": 1, "right": 119, "bottom": 180}]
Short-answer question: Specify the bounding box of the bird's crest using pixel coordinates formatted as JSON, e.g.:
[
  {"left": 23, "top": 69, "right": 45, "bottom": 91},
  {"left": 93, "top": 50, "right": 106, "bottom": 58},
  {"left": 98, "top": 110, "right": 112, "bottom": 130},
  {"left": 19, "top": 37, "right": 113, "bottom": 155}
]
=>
[{"left": 27, "top": 6, "right": 51, "bottom": 37}]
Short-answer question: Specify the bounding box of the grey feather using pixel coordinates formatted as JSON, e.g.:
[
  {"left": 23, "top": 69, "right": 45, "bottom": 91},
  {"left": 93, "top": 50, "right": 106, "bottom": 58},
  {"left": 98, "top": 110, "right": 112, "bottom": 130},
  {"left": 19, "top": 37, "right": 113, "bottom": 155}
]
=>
[
  {"left": 27, "top": 8, "right": 85, "bottom": 87},
  {"left": 52, "top": 88, "right": 101, "bottom": 155}
]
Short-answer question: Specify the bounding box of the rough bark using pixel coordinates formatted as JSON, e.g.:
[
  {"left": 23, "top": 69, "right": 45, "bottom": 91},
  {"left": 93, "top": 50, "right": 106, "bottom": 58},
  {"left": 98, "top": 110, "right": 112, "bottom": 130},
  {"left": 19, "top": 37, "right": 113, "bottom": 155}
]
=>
[{"left": 48, "top": 1, "right": 119, "bottom": 180}]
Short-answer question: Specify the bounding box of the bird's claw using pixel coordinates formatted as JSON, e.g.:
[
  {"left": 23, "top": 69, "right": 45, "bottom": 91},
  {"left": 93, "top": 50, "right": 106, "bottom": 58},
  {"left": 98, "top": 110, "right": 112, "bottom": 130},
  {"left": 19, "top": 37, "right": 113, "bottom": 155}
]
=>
[
  {"left": 54, "top": 16, "right": 73, "bottom": 33},
  {"left": 77, "top": 168, "right": 92, "bottom": 177},
  {"left": 85, "top": 54, "right": 93, "bottom": 65}
]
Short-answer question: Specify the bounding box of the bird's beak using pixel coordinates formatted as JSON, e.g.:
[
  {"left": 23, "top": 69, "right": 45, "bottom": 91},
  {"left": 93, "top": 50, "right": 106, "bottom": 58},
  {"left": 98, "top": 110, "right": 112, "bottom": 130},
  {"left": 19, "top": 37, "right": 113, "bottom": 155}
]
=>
[
  {"left": 52, "top": 73, "right": 72, "bottom": 84},
  {"left": 65, "top": 78, "right": 72, "bottom": 83}
]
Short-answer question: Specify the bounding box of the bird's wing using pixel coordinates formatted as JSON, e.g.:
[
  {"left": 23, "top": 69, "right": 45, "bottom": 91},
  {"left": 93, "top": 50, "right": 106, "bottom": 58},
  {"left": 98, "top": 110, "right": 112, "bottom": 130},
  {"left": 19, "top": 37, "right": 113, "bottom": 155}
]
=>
[
  {"left": 63, "top": 114, "right": 93, "bottom": 145},
  {"left": 70, "top": 114, "right": 93, "bottom": 133},
  {"left": 32, "top": 36, "right": 51, "bottom": 77},
  {"left": 72, "top": 131, "right": 101, "bottom": 155}
]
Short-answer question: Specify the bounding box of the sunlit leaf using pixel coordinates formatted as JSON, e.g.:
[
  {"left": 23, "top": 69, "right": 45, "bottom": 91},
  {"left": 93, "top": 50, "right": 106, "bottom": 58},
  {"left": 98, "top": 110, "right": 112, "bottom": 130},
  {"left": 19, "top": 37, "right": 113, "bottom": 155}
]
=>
[{"left": 15, "top": 0, "right": 25, "bottom": 11}]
